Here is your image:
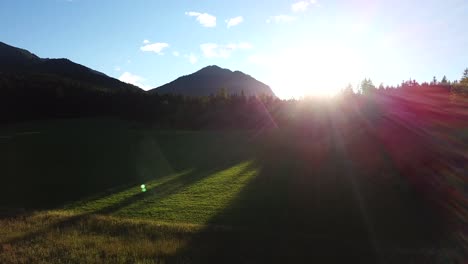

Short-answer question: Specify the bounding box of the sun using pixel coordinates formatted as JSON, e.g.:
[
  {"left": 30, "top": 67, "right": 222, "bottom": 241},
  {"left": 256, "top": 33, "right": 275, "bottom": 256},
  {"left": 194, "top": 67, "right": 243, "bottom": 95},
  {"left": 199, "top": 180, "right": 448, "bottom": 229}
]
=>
[{"left": 269, "top": 45, "right": 362, "bottom": 99}]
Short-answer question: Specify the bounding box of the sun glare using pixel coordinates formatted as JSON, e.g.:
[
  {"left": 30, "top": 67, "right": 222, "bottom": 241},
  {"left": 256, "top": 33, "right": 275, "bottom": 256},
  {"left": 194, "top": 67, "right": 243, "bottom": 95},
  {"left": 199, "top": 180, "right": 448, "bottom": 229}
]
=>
[{"left": 269, "top": 45, "right": 363, "bottom": 99}]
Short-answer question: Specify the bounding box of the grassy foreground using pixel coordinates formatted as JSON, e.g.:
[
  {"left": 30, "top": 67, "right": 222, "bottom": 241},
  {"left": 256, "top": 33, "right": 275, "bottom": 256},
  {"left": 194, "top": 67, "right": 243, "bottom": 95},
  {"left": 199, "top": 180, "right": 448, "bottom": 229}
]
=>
[{"left": 0, "top": 119, "right": 463, "bottom": 263}]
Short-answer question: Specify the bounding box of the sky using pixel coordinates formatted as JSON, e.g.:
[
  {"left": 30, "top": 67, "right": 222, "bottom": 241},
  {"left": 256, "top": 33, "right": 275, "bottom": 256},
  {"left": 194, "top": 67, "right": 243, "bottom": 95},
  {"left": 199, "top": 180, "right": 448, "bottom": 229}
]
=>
[{"left": 1, "top": 0, "right": 468, "bottom": 98}]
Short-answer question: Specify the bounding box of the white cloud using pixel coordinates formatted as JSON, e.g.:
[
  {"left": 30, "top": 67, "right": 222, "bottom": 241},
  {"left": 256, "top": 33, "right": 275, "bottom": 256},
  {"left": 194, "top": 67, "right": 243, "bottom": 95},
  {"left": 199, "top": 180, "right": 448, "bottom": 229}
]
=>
[
  {"left": 292, "top": 1, "right": 309, "bottom": 12},
  {"left": 200, "top": 42, "right": 252, "bottom": 58},
  {"left": 188, "top": 53, "right": 198, "bottom": 64},
  {"left": 114, "top": 66, "right": 121, "bottom": 72},
  {"left": 200, "top": 43, "right": 225, "bottom": 58},
  {"left": 225, "top": 16, "right": 244, "bottom": 28},
  {"left": 119, "top": 72, "right": 151, "bottom": 90},
  {"left": 183, "top": 53, "right": 198, "bottom": 64},
  {"left": 143, "top": 39, "right": 150, "bottom": 44},
  {"left": 185, "top": 11, "right": 216, "bottom": 27},
  {"left": 172, "top": 51, "right": 180, "bottom": 57},
  {"left": 140, "top": 42, "right": 169, "bottom": 54},
  {"left": 291, "top": 0, "right": 318, "bottom": 12},
  {"left": 266, "top": 15, "right": 297, "bottom": 24}
]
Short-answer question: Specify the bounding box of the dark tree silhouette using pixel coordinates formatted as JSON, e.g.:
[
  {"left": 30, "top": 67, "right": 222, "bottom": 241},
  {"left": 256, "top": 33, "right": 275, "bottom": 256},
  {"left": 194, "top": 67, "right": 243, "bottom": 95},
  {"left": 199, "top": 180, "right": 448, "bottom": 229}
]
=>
[{"left": 359, "top": 78, "right": 376, "bottom": 95}]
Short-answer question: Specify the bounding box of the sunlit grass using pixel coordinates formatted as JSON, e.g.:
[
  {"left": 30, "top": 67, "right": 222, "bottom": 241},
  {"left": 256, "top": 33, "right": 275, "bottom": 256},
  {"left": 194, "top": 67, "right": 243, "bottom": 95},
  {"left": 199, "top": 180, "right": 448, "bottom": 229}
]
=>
[
  {"left": 0, "top": 212, "right": 198, "bottom": 264},
  {"left": 0, "top": 161, "right": 259, "bottom": 263},
  {"left": 65, "top": 161, "right": 257, "bottom": 224},
  {"left": 64, "top": 170, "right": 194, "bottom": 213},
  {"left": 116, "top": 161, "right": 257, "bottom": 224},
  {"left": 0, "top": 161, "right": 260, "bottom": 263}
]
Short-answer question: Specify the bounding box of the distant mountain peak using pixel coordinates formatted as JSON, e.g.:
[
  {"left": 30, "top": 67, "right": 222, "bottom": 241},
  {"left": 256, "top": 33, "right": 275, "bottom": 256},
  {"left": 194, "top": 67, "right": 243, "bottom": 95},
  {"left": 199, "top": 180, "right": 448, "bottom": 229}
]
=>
[
  {"left": 194, "top": 65, "right": 232, "bottom": 75},
  {"left": 150, "top": 65, "right": 275, "bottom": 97}
]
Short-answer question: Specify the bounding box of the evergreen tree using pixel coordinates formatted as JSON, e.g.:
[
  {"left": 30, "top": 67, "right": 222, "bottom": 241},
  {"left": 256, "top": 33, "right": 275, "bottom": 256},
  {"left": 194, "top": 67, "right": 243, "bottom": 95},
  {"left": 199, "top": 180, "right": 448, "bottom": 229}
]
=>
[
  {"left": 440, "top": 75, "right": 448, "bottom": 85},
  {"left": 461, "top": 68, "right": 468, "bottom": 85},
  {"left": 359, "top": 78, "right": 376, "bottom": 95}
]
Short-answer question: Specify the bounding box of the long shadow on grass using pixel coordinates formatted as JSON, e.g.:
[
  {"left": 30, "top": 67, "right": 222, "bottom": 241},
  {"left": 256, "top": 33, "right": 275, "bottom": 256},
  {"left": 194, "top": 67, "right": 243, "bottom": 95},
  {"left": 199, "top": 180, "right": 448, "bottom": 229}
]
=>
[
  {"left": 2, "top": 129, "right": 255, "bottom": 245},
  {"left": 168, "top": 130, "right": 377, "bottom": 263},
  {"left": 169, "top": 127, "right": 453, "bottom": 264},
  {"left": 2, "top": 161, "right": 245, "bottom": 245},
  {"left": 0, "top": 128, "right": 252, "bottom": 209}
]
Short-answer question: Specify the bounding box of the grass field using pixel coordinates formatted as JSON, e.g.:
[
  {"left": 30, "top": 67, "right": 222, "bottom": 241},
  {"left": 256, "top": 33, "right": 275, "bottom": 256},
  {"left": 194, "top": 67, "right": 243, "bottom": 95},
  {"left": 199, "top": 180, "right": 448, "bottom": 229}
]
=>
[{"left": 0, "top": 119, "right": 463, "bottom": 263}]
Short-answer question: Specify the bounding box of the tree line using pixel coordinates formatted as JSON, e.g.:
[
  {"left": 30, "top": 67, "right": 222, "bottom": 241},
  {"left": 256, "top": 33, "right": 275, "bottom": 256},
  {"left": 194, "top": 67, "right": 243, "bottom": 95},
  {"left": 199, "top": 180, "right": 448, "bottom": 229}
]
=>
[
  {"left": 1, "top": 68, "right": 467, "bottom": 129},
  {"left": 342, "top": 68, "right": 468, "bottom": 95}
]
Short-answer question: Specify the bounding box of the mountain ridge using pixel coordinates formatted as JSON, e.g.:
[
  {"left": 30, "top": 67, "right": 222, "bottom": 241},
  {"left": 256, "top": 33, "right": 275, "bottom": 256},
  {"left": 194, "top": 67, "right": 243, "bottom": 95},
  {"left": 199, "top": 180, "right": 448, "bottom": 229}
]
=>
[
  {"left": 0, "top": 42, "right": 274, "bottom": 97},
  {"left": 0, "top": 41, "right": 141, "bottom": 93},
  {"left": 150, "top": 65, "right": 275, "bottom": 97}
]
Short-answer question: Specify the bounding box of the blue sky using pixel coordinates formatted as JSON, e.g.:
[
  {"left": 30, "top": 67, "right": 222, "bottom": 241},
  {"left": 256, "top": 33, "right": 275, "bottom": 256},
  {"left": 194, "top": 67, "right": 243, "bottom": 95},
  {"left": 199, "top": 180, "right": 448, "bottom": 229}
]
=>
[{"left": 1, "top": 0, "right": 467, "bottom": 98}]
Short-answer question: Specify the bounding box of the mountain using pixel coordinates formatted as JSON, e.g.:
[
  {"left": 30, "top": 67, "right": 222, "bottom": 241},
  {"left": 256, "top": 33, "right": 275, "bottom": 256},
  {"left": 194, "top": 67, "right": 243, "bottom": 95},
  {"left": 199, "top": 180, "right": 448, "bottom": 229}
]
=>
[
  {"left": 0, "top": 41, "right": 141, "bottom": 93},
  {"left": 150, "top": 65, "right": 275, "bottom": 97},
  {"left": 0, "top": 41, "right": 145, "bottom": 122},
  {"left": 0, "top": 41, "right": 40, "bottom": 67}
]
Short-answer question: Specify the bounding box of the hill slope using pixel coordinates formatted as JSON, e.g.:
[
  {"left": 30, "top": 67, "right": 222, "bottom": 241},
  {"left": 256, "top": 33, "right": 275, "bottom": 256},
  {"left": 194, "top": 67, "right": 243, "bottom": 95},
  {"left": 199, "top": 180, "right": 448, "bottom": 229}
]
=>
[
  {"left": 0, "top": 41, "right": 141, "bottom": 93},
  {"left": 0, "top": 41, "right": 40, "bottom": 67},
  {"left": 150, "top": 65, "right": 275, "bottom": 97},
  {"left": 0, "top": 42, "right": 144, "bottom": 122}
]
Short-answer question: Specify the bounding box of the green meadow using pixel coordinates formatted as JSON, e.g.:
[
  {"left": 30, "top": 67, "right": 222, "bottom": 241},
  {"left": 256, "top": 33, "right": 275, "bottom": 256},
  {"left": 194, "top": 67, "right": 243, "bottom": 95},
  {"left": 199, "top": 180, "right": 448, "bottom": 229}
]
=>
[{"left": 0, "top": 119, "right": 460, "bottom": 263}]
